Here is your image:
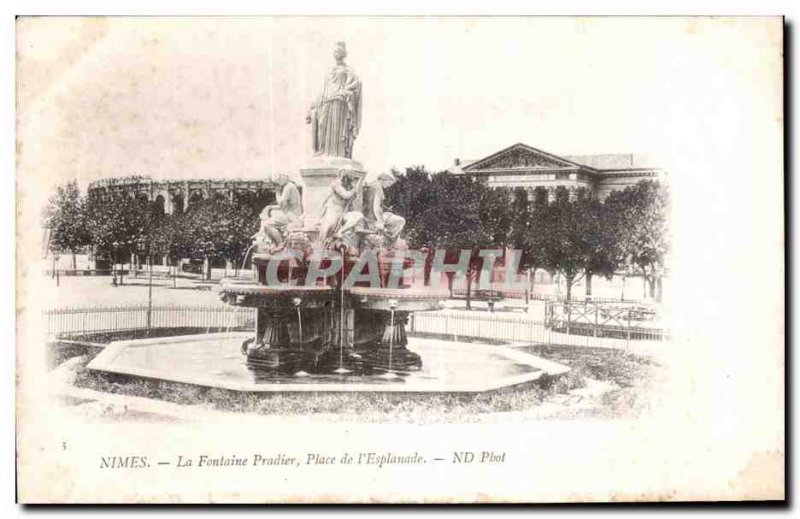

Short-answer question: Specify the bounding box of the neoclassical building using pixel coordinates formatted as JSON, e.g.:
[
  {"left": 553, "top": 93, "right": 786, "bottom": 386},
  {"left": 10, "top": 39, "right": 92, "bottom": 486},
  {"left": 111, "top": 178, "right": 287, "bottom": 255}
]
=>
[
  {"left": 87, "top": 176, "right": 279, "bottom": 214},
  {"left": 447, "top": 142, "right": 665, "bottom": 199}
]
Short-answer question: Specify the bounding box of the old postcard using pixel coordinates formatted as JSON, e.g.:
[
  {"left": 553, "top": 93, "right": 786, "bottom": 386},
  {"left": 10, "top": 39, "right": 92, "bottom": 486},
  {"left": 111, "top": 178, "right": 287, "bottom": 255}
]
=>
[{"left": 15, "top": 16, "right": 784, "bottom": 503}]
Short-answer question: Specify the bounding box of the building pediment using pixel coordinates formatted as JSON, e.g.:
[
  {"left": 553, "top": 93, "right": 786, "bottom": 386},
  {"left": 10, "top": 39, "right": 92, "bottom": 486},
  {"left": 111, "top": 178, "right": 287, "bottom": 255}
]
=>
[{"left": 464, "top": 143, "right": 586, "bottom": 171}]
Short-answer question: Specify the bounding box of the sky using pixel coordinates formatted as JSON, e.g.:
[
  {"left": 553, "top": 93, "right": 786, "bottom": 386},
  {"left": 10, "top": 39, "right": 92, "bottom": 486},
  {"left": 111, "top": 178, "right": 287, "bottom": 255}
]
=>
[{"left": 16, "top": 16, "right": 780, "bottom": 189}]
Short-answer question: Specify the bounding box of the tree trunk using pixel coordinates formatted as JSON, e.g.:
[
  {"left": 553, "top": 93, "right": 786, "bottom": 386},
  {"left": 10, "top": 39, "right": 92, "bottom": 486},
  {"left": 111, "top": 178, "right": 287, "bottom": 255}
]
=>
[
  {"left": 465, "top": 269, "right": 473, "bottom": 310},
  {"left": 524, "top": 268, "right": 531, "bottom": 305},
  {"left": 565, "top": 273, "right": 574, "bottom": 301},
  {"left": 585, "top": 270, "right": 593, "bottom": 297},
  {"left": 71, "top": 252, "right": 77, "bottom": 270},
  {"left": 205, "top": 256, "right": 212, "bottom": 281},
  {"left": 655, "top": 276, "right": 663, "bottom": 303},
  {"left": 647, "top": 277, "right": 656, "bottom": 301},
  {"left": 424, "top": 255, "right": 431, "bottom": 285}
]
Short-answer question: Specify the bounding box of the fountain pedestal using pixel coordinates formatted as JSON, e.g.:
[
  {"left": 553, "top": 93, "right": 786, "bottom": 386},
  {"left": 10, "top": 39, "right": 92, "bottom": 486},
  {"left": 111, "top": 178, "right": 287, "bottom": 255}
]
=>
[
  {"left": 299, "top": 156, "right": 365, "bottom": 229},
  {"left": 221, "top": 278, "right": 447, "bottom": 376}
]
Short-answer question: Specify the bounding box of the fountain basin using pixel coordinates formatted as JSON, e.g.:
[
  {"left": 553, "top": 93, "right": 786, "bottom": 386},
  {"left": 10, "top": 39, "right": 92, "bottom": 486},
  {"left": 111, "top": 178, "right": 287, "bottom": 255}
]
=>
[
  {"left": 86, "top": 333, "right": 570, "bottom": 393},
  {"left": 349, "top": 286, "right": 449, "bottom": 312},
  {"left": 219, "top": 283, "right": 334, "bottom": 308}
]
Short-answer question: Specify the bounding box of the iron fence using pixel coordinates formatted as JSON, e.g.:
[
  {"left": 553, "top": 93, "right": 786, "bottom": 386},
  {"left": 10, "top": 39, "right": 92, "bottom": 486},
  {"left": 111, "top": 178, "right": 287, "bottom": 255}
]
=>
[
  {"left": 44, "top": 303, "right": 665, "bottom": 350},
  {"left": 409, "top": 310, "right": 666, "bottom": 348},
  {"left": 545, "top": 300, "right": 664, "bottom": 334},
  {"left": 44, "top": 305, "right": 255, "bottom": 337},
  {"left": 449, "top": 287, "right": 644, "bottom": 304}
]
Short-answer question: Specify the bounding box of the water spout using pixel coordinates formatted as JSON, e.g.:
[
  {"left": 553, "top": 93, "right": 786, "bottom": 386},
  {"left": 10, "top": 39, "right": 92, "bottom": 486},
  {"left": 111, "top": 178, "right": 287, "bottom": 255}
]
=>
[
  {"left": 333, "top": 249, "right": 351, "bottom": 374},
  {"left": 226, "top": 306, "right": 242, "bottom": 334},
  {"left": 293, "top": 297, "right": 303, "bottom": 350},
  {"left": 377, "top": 299, "right": 400, "bottom": 380},
  {"left": 240, "top": 243, "right": 257, "bottom": 276}
]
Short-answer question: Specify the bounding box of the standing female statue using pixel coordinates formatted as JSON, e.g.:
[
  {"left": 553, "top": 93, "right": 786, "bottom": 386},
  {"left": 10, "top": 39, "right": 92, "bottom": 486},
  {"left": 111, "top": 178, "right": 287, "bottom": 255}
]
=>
[{"left": 306, "top": 42, "right": 362, "bottom": 159}]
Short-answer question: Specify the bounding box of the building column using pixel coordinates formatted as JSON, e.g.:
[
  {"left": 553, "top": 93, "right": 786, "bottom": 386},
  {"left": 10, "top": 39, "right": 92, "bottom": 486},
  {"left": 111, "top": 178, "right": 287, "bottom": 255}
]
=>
[
  {"left": 164, "top": 183, "right": 172, "bottom": 214},
  {"left": 183, "top": 182, "right": 190, "bottom": 209}
]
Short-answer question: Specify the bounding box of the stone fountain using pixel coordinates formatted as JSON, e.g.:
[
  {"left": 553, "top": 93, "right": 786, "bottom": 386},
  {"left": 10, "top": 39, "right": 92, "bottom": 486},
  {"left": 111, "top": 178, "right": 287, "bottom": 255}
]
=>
[
  {"left": 218, "top": 41, "right": 448, "bottom": 376},
  {"left": 86, "top": 41, "right": 569, "bottom": 392}
]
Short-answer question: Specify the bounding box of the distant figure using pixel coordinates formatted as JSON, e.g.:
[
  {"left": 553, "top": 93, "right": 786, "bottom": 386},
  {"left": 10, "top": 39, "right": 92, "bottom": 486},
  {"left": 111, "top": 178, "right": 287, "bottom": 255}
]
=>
[
  {"left": 364, "top": 171, "right": 405, "bottom": 243},
  {"left": 318, "top": 169, "right": 364, "bottom": 242},
  {"left": 306, "top": 42, "right": 362, "bottom": 158},
  {"left": 258, "top": 174, "right": 303, "bottom": 250}
]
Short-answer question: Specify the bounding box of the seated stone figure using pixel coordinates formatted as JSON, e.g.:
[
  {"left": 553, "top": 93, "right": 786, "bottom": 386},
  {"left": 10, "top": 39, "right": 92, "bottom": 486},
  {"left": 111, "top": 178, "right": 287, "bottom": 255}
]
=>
[
  {"left": 317, "top": 169, "right": 365, "bottom": 246},
  {"left": 363, "top": 171, "right": 405, "bottom": 245},
  {"left": 255, "top": 173, "right": 303, "bottom": 251}
]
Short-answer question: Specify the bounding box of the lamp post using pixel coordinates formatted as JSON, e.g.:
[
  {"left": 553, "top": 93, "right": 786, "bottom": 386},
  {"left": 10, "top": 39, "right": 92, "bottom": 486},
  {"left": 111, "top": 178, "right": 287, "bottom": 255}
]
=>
[{"left": 147, "top": 253, "right": 153, "bottom": 329}]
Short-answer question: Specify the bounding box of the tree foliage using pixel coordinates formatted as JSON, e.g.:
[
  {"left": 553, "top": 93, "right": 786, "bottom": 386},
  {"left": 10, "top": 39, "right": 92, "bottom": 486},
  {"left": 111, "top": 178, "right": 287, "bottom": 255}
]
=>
[
  {"left": 84, "top": 188, "right": 153, "bottom": 262},
  {"left": 43, "top": 180, "right": 90, "bottom": 267},
  {"left": 173, "top": 196, "right": 259, "bottom": 277},
  {"left": 386, "top": 169, "right": 512, "bottom": 307},
  {"left": 603, "top": 180, "right": 670, "bottom": 300}
]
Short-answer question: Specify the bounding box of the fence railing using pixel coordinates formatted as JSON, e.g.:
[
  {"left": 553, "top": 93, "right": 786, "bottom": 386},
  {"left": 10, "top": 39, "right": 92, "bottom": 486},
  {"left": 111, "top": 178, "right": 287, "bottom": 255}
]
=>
[
  {"left": 44, "top": 305, "right": 255, "bottom": 337},
  {"left": 449, "top": 287, "right": 645, "bottom": 304},
  {"left": 408, "top": 310, "right": 666, "bottom": 349},
  {"left": 544, "top": 300, "right": 666, "bottom": 340},
  {"left": 44, "top": 304, "right": 665, "bottom": 349}
]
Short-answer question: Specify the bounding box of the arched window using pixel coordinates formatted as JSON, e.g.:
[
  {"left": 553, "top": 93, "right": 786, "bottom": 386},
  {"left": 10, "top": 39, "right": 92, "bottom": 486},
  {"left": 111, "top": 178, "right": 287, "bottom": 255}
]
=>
[
  {"left": 189, "top": 191, "right": 204, "bottom": 205},
  {"left": 154, "top": 194, "right": 166, "bottom": 215},
  {"left": 172, "top": 194, "right": 184, "bottom": 215}
]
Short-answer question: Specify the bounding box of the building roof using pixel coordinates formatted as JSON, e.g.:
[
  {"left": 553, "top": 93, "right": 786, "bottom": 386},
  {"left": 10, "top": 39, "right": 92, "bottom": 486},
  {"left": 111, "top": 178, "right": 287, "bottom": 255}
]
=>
[
  {"left": 448, "top": 142, "right": 664, "bottom": 177},
  {"left": 563, "top": 153, "right": 663, "bottom": 170}
]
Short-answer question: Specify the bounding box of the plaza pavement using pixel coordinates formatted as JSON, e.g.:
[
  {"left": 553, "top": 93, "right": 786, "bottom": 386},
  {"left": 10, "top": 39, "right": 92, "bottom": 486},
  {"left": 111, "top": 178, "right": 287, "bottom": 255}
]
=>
[{"left": 44, "top": 271, "right": 234, "bottom": 309}]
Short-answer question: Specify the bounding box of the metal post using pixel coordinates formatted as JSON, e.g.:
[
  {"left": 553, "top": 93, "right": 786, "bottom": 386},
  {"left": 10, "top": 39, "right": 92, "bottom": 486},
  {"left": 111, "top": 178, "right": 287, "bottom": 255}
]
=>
[
  {"left": 530, "top": 318, "right": 535, "bottom": 344},
  {"left": 566, "top": 301, "right": 571, "bottom": 335},
  {"left": 147, "top": 255, "right": 153, "bottom": 329},
  {"left": 525, "top": 269, "right": 530, "bottom": 306},
  {"left": 626, "top": 307, "right": 632, "bottom": 348}
]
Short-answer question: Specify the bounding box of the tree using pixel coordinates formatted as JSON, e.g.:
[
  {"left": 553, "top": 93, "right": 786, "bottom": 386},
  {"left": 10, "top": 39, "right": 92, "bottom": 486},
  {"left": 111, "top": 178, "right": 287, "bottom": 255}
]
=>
[
  {"left": 509, "top": 187, "right": 547, "bottom": 292},
  {"left": 384, "top": 166, "right": 434, "bottom": 245},
  {"left": 536, "top": 187, "right": 602, "bottom": 301},
  {"left": 222, "top": 200, "right": 261, "bottom": 274},
  {"left": 43, "top": 180, "right": 90, "bottom": 269},
  {"left": 84, "top": 188, "right": 153, "bottom": 266},
  {"left": 579, "top": 191, "right": 625, "bottom": 297},
  {"left": 176, "top": 196, "right": 259, "bottom": 279},
  {"left": 146, "top": 214, "right": 183, "bottom": 267},
  {"left": 604, "top": 180, "right": 670, "bottom": 301},
  {"left": 387, "top": 170, "right": 510, "bottom": 309}
]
